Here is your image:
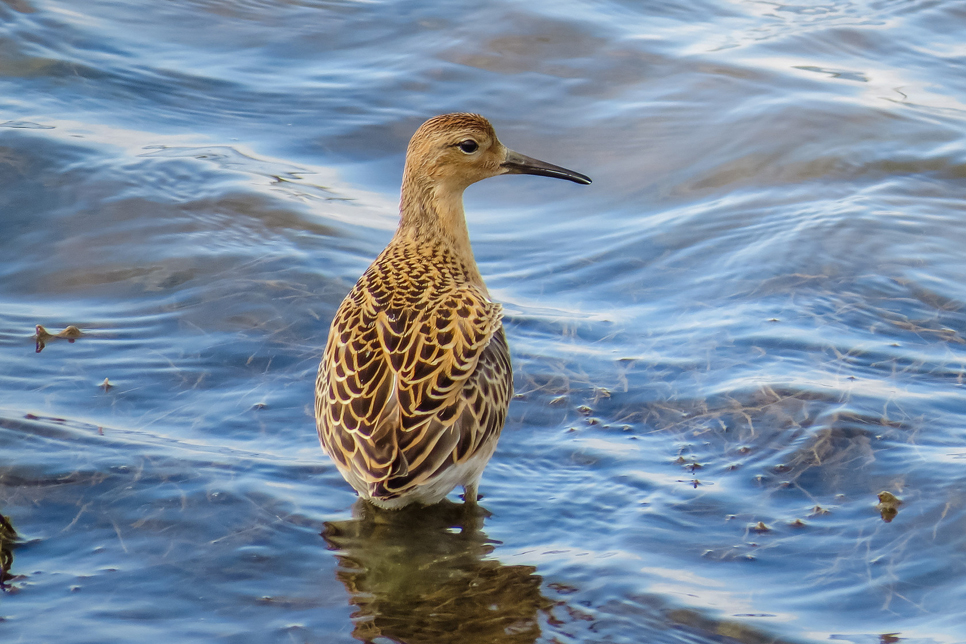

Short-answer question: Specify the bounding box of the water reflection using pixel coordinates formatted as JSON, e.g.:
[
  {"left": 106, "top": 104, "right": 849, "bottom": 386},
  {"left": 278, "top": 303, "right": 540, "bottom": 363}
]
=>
[{"left": 322, "top": 501, "right": 551, "bottom": 644}]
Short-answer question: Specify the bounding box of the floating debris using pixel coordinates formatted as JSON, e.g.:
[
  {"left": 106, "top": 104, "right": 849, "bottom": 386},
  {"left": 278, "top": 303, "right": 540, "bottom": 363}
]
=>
[
  {"left": 876, "top": 491, "right": 902, "bottom": 523},
  {"left": 751, "top": 521, "right": 771, "bottom": 534},
  {"left": 100, "top": 378, "right": 114, "bottom": 392},
  {"left": 0, "top": 514, "right": 16, "bottom": 591},
  {"left": 34, "top": 324, "right": 84, "bottom": 353},
  {"left": 592, "top": 387, "right": 611, "bottom": 402}
]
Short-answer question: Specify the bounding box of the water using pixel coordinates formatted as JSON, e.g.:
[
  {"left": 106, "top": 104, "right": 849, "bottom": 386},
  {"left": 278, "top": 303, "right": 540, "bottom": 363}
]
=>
[{"left": 2, "top": 0, "right": 965, "bottom": 642}]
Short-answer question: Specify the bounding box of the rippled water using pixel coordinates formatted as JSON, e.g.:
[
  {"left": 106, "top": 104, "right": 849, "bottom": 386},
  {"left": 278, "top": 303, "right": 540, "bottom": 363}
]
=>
[{"left": 2, "top": 0, "right": 966, "bottom": 642}]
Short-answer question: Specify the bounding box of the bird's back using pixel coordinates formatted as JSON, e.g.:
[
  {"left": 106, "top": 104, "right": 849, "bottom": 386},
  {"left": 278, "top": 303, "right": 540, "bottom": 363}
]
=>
[{"left": 315, "top": 237, "right": 512, "bottom": 508}]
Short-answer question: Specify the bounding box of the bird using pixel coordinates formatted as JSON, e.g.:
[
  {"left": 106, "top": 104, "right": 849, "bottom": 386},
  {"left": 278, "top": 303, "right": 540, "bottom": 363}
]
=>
[{"left": 315, "top": 113, "right": 591, "bottom": 509}]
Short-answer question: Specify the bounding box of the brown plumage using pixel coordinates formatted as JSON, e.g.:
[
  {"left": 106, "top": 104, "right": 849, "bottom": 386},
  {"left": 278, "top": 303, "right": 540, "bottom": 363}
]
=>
[{"left": 315, "top": 113, "right": 591, "bottom": 509}]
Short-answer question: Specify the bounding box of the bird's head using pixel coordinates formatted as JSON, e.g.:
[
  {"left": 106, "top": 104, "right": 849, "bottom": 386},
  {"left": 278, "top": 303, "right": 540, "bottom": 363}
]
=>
[{"left": 404, "top": 113, "right": 591, "bottom": 193}]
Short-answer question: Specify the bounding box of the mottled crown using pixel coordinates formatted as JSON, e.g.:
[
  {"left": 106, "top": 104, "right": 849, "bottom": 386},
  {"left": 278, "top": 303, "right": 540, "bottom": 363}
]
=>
[{"left": 411, "top": 113, "right": 496, "bottom": 143}]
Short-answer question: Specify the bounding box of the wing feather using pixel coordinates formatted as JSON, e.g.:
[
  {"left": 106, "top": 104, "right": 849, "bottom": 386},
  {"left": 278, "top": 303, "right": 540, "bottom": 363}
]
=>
[{"left": 315, "top": 242, "right": 511, "bottom": 502}]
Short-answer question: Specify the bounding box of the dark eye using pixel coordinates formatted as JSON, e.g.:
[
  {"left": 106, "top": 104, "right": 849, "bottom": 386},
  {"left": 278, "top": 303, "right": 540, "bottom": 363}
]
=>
[{"left": 457, "top": 139, "right": 479, "bottom": 154}]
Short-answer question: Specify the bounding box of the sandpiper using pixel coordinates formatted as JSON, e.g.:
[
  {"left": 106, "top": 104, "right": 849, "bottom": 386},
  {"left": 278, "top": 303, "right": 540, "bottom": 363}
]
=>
[{"left": 315, "top": 113, "right": 591, "bottom": 509}]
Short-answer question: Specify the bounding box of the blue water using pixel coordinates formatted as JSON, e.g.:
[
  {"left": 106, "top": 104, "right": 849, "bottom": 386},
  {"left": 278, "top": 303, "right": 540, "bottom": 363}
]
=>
[{"left": 2, "top": 1, "right": 966, "bottom": 642}]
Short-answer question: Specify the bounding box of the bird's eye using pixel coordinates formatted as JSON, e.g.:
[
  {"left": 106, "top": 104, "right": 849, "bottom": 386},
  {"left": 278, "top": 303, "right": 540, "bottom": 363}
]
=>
[{"left": 457, "top": 140, "right": 479, "bottom": 154}]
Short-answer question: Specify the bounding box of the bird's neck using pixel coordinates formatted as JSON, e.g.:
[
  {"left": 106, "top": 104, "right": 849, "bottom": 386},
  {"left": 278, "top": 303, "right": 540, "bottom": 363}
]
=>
[{"left": 396, "top": 174, "right": 486, "bottom": 290}]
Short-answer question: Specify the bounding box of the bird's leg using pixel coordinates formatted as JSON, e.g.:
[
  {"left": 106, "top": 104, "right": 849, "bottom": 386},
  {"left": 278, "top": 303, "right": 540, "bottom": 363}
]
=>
[{"left": 462, "top": 481, "right": 479, "bottom": 505}]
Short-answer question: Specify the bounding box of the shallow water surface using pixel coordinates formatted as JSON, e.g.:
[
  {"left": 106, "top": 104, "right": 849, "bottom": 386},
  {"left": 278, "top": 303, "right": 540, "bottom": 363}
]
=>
[{"left": 2, "top": 1, "right": 966, "bottom": 642}]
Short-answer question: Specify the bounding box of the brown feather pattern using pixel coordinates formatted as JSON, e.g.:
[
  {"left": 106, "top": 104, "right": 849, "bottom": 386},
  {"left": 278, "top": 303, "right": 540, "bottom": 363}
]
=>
[
  {"left": 314, "top": 113, "right": 588, "bottom": 508},
  {"left": 315, "top": 238, "right": 511, "bottom": 503}
]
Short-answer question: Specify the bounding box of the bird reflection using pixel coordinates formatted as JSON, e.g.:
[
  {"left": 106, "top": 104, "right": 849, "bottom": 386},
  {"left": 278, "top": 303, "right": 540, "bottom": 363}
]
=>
[{"left": 322, "top": 500, "right": 551, "bottom": 644}]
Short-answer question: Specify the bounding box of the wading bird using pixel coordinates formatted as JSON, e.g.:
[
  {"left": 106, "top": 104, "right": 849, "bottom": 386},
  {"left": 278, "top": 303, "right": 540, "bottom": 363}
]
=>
[{"left": 316, "top": 113, "right": 591, "bottom": 509}]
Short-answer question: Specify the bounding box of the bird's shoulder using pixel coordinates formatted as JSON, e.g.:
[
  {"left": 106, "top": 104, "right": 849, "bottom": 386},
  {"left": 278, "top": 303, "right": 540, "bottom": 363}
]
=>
[
  {"left": 320, "top": 240, "right": 504, "bottom": 425},
  {"left": 335, "top": 240, "right": 502, "bottom": 347}
]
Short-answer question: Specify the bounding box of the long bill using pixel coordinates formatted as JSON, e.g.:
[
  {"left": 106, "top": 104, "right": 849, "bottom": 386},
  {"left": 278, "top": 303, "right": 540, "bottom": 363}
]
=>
[{"left": 501, "top": 149, "right": 592, "bottom": 185}]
